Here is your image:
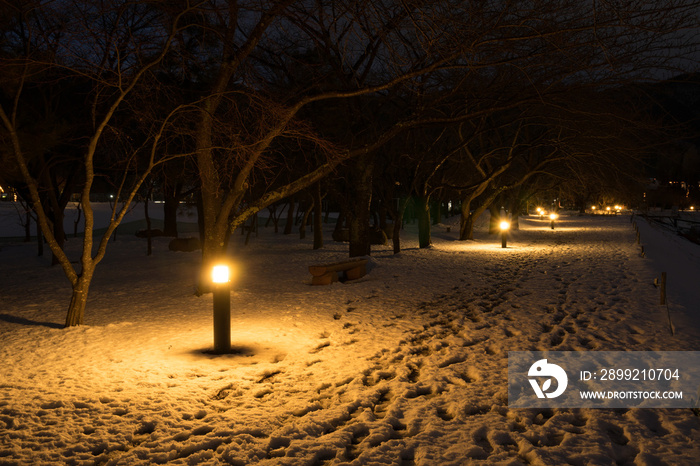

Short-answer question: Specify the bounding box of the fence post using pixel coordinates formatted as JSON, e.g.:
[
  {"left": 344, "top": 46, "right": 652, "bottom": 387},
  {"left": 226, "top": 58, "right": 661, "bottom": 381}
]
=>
[{"left": 660, "top": 272, "right": 667, "bottom": 305}]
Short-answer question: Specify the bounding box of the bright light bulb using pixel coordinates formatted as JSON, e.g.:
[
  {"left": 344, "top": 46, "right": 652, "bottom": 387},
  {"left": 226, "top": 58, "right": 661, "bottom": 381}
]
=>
[
  {"left": 549, "top": 213, "right": 558, "bottom": 220},
  {"left": 499, "top": 221, "right": 510, "bottom": 231},
  {"left": 212, "top": 265, "right": 230, "bottom": 284}
]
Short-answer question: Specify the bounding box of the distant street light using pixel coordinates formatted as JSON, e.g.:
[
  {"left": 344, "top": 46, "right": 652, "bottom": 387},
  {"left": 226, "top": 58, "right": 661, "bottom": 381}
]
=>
[
  {"left": 499, "top": 220, "right": 510, "bottom": 248},
  {"left": 549, "top": 213, "right": 558, "bottom": 229},
  {"left": 212, "top": 264, "right": 231, "bottom": 354}
]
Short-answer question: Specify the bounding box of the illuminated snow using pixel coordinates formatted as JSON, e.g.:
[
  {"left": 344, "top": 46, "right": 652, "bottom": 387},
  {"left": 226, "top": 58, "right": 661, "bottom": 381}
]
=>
[{"left": 1, "top": 204, "right": 699, "bottom": 464}]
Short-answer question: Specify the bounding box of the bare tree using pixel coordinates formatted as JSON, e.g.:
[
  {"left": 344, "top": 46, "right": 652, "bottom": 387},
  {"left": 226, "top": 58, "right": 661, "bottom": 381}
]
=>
[
  {"left": 179, "top": 1, "right": 486, "bottom": 287},
  {"left": 0, "top": 1, "right": 201, "bottom": 326},
  {"left": 1, "top": 0, "right": 698, "bottom": 325}
]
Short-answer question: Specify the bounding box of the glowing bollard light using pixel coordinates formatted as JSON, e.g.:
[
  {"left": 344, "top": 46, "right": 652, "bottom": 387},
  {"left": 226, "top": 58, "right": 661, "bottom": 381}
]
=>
[
  {"left": 212, "top": 264, "right": 231, "bottom": 354},
  {"left": 499, "top": 220, "right": 510, "bottom": 248},
  {"left": 549, "top": 213, "right": 558, "bottom": 230}
]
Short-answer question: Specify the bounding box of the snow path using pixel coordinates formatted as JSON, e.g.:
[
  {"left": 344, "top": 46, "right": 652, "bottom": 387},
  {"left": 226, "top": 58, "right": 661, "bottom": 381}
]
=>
[{"left": 1, "top": 212, "right": 699, "bottom": 465}]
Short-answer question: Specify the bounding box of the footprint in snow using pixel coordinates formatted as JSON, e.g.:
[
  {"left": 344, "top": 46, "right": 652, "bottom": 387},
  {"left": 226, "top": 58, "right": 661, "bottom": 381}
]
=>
[{"left": 309, "top": 341, "right": 330, "bottom": 354}]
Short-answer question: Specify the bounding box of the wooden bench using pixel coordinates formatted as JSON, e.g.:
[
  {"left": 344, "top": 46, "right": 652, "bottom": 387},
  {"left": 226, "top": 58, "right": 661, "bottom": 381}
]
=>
[{"left": 309, "top": 258, "right": 368, "bottom": 285}]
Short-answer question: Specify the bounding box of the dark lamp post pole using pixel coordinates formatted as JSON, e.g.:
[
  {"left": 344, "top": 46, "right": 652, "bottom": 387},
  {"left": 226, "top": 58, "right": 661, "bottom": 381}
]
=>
[{"left": 212, "top": 265, "right": 231, "bottom": 354}]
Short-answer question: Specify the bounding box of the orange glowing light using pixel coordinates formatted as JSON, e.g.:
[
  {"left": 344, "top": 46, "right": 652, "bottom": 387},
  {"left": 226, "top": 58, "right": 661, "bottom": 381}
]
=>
[{"left": 212, "top": 265, "right": 230, "bottom": 284}]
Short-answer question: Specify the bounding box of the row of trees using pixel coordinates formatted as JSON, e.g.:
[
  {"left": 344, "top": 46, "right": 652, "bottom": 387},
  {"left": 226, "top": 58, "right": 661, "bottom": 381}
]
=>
[{"left": 1, "top": 0, "right": 698, "bottom": 326}]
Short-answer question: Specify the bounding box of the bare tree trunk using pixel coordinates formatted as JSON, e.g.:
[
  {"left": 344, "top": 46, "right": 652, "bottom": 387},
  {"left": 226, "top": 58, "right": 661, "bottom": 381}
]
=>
[
  {"left": 284, "top": 197, "right": 295, "bottom": 235},
  {"left": 313, "top": 181, "right": 323, "bottom": 249},
  {"left": 196, "top": 190, "right": 205, "bottom": 242},
  {"left": 488, "top": 204, "right": 500, "bottom": 234},
  {"left": 51, "top": 208, "right": 66, "bottom": 266},
  {"left": 145, "top": 184, "right": 153, "bottom": 256},
  {"left": 349, "top": 153, "right": 374, "bottom": 257},
  {"left": 300, "top": 197, "right": 312, "bottom": 240},
  {"left": 36, "top": 219, "right": 43, "bottom": 256},
  {"left": 460, "top": 197, "right": 491, "bottom": 241},
  {"left": 511, "top": 210, "right": 520, "bottom": 230},
  {"left": 333, "top": 206, "right": 346, "bottom": 240},
  {"left": 245, "top": 214, "right": 257, "bottom": 245},
  {"left": 73, "top": 203, "right": 82, "bottom": 238},
  {"left": 24, "top": 208, "right": 31, "bottom": 242},
  {"left": 163, "top": 180, "right": 181, "bottom": 237},
  {"left": 417, "top": 196, "right": 431, "bottom": 248},
  {"left": 392, "top": 221, "right": 402, "bottom": 254},
  {"left": 324, "top": 197, "right": 332, "bottom": 223},
  {"left": 459, "top": 199, "right": 472, "bottom": 240},
  {"left": 378, "top": 202, "right": 387, "bottom": 230},
  {"left": 509, "top": 198, "right": 520, "bottom": 230},
  {"left": 390, "top": 197, "right": 410, "bottom": 254},
  {"left": 198, "top": 217, "right": 229, "bottom": 294},
  {"left": 432, "top": 199, "right": 441, "bottom": 225},
  {"left": 195, "top": 102, "right": 230, "bottom": 292},
  {"left": 64, "top": 273, "right": 92, "bottom": 327},
  {"left": 461, "top": 184, "right": 508, "bottom": 240},
  {"left": 266, "top": 204, "right": 280, "bottom": 233}
]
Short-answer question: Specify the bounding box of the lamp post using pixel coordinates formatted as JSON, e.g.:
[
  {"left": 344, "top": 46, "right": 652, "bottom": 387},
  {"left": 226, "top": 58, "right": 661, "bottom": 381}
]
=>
[
  {"left": 499, "top": 220, "right": 510, "bottom": 248},
  {"left": 549, "top": 213, "right": 558, "bottom": 229},
  {"left": 212, "top": 264, "right": 231, "bottom": 354}
]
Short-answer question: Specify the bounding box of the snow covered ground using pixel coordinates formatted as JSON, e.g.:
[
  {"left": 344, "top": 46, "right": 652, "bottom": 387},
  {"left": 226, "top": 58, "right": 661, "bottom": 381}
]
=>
[{"left": 1, "top": 203, "right": 699, "bottom": 465}]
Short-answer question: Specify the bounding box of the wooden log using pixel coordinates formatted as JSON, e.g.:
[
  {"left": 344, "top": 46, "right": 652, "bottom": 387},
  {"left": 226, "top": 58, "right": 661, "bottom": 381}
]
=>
[
  {"left": 345, "top": 263, "right": 367, "bottom": 281},
  {"left": 309, "top": 259, "right": 369, "bottom": 285},
  {"left": 312, "top": 272, "right": 338, "bottom": 285},
  {"left": 308, "top": 259, "right": 368, "bottom": 277}
]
